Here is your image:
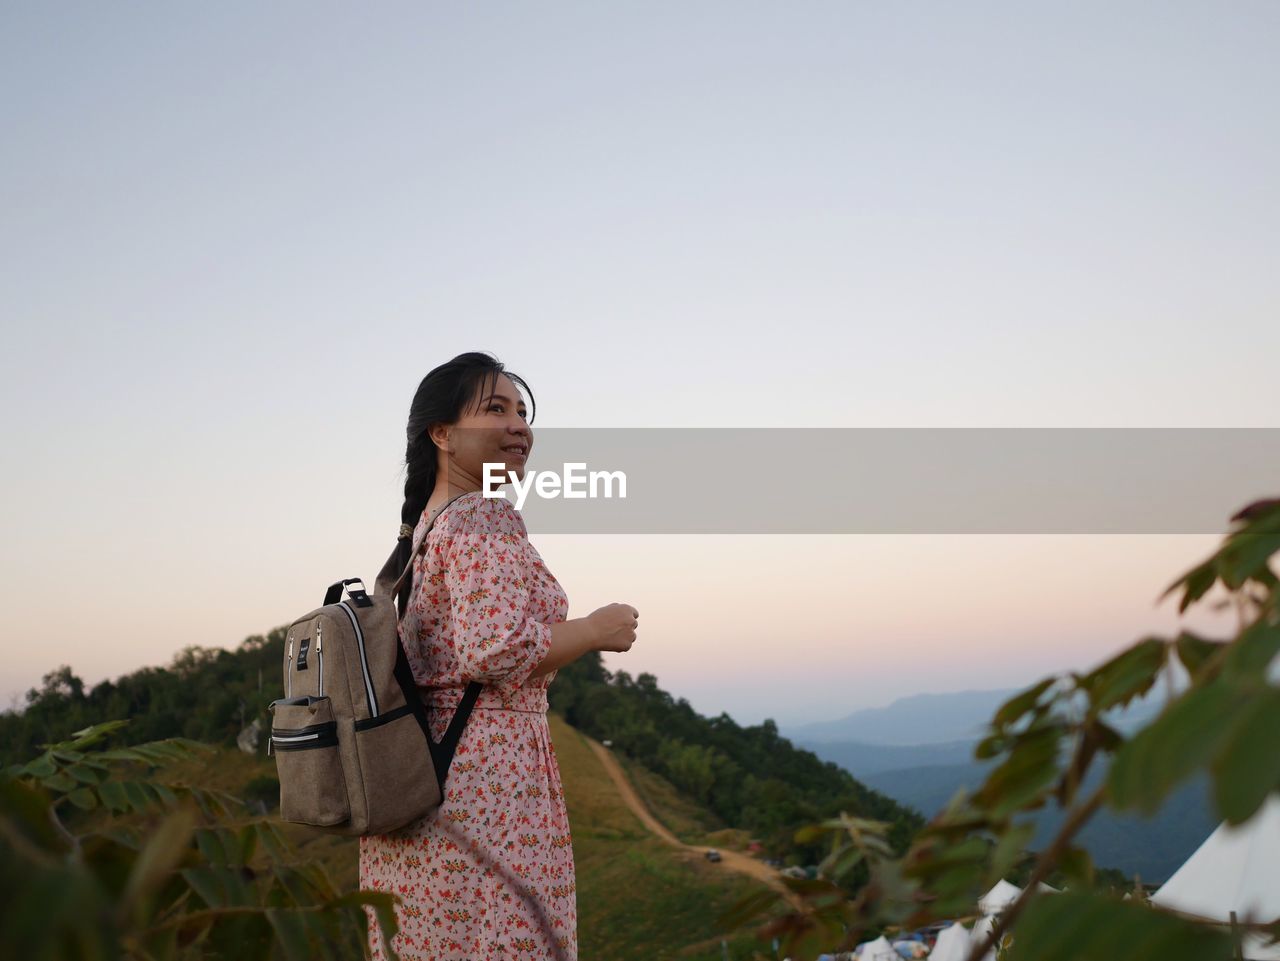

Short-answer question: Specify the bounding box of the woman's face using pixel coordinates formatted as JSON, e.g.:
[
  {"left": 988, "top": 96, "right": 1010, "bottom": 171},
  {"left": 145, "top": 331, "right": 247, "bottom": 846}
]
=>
[{"left": 439, "top": 373, "right": 532, "bottom": 490}]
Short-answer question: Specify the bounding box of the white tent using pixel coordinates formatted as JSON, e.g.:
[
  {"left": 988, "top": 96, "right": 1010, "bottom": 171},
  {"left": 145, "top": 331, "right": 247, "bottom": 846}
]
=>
[
  {"left": 969, "top": 915, "right": 999, "bottom": 961},
  {"left": 1152, "top": 793, "right": 1280, "bottom": 960},
  {"left": 977, "top": 878, "right": 1059, "bottom": 916},
  {"left": 977, "top": 879, "right": 1022, "bottom": 916},
  {"left": 856, "top": 935, "right": 898, "bottom": 960},
  {"left": 926, "top": 923, "right": 973, "bottom": 961}
]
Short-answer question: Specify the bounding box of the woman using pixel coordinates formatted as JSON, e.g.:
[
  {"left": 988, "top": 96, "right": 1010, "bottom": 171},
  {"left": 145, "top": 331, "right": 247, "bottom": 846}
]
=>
[{"left": 361, "top": 352, "right": 638, "bottom": 961}]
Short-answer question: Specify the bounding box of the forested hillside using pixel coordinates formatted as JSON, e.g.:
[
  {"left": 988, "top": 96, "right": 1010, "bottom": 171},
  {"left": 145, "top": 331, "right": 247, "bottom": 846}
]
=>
[{"left": 546, "top": 653, "right": 927, "bottom": 866}]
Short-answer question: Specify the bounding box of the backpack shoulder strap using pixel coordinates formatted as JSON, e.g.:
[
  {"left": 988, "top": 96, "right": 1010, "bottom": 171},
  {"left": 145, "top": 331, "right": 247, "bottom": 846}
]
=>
[{"left": 375, "top": 492, "right": 475, "bottom": 611}]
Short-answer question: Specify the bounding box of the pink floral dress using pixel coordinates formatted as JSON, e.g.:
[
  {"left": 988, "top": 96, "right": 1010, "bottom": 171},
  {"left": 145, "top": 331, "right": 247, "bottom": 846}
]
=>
[{"left": 360, "top": 490, "right": 576, "bottom": 961}]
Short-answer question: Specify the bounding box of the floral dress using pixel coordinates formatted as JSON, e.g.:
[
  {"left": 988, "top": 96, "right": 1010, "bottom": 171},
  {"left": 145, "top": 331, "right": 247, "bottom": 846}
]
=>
[{"left": 360, "top": 490, "right": 576, "bottom": 961}]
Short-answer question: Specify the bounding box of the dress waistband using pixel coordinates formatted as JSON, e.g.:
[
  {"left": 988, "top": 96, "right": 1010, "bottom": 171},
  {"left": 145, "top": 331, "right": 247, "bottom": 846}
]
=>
[{"left": 423, "top": 685, "right": 548, "bottom": 714}]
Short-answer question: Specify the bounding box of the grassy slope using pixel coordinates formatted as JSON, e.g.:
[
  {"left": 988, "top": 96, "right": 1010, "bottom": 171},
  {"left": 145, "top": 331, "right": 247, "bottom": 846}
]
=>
[
  {"left": 554, "top": 716, "right": 781, "bottom": 960},
  {"left": 158, "top": 712, "right": 788, "bottom": 960},
  {"left": 612, "top": 749, "right": 732, "bottom": 844}
]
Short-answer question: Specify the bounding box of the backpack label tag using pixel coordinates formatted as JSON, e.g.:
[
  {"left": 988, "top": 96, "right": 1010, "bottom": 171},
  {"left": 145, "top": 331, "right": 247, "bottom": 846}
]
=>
[{"left": 297, "top": 637, "right": 310, "bottom": 670}]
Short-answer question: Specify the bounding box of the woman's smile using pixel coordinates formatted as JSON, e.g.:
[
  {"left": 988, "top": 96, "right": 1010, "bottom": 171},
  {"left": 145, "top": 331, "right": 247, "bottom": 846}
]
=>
[{"left": 500, "top": 443, "right": 528, "bottom": 462}]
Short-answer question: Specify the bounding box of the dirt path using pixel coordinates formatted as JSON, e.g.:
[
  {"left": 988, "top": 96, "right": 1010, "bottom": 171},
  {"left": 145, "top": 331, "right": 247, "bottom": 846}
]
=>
[{"left": 584, "top": 737, "right": 806, "bottom": 912}]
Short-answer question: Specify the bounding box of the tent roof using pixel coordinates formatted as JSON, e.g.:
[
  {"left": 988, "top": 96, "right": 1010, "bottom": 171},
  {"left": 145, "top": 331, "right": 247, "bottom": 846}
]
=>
[
  {"left": 978, "top": 879, "right": 1022, "bottom": 915},
  {"left": 977, "top": 877, "right": 1060, "bottom": 915},
  {"left": 857, "top": 935, "right": 898, "bottom": 960},
  {"left": 926, "top": 923, "right": 973, "bottom": 961},
  {"left": 1152, "top": 793, "right": 1280, "bottom": 923}
]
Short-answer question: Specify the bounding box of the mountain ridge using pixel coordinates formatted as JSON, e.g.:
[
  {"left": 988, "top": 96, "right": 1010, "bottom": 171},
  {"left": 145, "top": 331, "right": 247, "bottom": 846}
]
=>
[{"left": 782, "top": 680, "right": 1179, "bottom": 748}]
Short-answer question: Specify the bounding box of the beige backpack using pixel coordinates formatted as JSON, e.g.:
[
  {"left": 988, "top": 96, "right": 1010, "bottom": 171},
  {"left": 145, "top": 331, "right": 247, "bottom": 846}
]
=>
[{"left": 266, "top": 494, "right": 482, "bottom": 835}]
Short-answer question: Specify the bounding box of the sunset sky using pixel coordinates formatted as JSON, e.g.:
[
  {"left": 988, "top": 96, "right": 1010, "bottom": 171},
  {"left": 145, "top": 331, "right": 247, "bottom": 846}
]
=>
[{"left": 2, "top": 3, "right": 1276, "bottom": 726}]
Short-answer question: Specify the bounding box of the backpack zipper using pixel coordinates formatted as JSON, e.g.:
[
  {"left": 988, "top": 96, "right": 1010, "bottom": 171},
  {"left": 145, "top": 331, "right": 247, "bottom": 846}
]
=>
[
  {"left": 272, "top": 731, "right": 323, "bottom": 743},
  {"left": 315, "top": 619, "right": 324, "bottom": 697},
  {"left": 269, "top": 718, "right": 339, "bottom": 752},
  {"left": 286, "top": 636, "right": 294, "bottom": 698},
  {"left": 268, "top": 729, "right": 320, "bottom": 756},
  {"left": 337, "top": 601, "right": 379, "bottom": 719},
  {"left": 266, "top": 696, "right": 329, "bottom": 758}
]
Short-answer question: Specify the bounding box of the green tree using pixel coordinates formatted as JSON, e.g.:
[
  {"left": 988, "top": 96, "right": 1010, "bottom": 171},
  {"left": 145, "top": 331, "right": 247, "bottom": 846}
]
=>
[
  {"left": 27, "top": 664, "right": 86, "bottom": 702},
  {"left": 661, "top": 741, "right": 719, "bottom": 804}
]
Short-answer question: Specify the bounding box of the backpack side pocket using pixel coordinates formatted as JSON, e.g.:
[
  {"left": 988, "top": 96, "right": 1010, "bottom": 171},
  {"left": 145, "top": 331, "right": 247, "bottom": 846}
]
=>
[
  {"left": 269, "top": 696, "right": 351, "bottom": 827},
  {"left": 353, "top": 702, "right": 441, "bottom": 835}
]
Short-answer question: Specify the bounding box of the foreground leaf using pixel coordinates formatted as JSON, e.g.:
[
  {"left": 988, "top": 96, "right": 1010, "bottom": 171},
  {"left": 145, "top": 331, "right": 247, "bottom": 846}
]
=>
[{"left": 1007, "top": 889, "right": 1235, "bottom": 961}]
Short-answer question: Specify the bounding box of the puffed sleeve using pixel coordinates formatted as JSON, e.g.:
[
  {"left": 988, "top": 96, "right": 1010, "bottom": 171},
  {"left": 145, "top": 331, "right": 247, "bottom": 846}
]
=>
[{"left": 441, "top": 494, "right": 553, "bottom": 687}]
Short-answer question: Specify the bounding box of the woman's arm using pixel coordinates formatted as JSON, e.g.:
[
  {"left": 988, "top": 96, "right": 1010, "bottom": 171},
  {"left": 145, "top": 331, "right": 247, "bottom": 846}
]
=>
[
  {"left": 529, "top": 603, "right": 638, "bottom": 678},
  {"left": 528, "top": 618, "right": 601, "bottom": 679}
]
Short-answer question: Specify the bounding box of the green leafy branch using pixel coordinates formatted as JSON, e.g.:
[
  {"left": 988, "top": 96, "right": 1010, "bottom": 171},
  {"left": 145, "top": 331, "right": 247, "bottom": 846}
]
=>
[{"left": 0, "top": 719, "right": 400, "bottom": 961}]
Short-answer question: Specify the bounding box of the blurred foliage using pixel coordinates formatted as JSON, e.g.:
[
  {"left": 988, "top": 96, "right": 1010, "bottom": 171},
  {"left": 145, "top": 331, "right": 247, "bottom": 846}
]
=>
[
  {"left": 722, "top": 498, "right": 1280, "bottom": 961},
  {"left": 0, "top": 719, "right": 398, "bottom": 960}
]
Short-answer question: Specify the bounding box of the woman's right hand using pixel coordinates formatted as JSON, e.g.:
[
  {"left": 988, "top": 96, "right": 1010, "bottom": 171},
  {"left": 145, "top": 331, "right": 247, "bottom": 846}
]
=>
[{"left": 588, "top": 603, "right": 638, "bottom": 653}]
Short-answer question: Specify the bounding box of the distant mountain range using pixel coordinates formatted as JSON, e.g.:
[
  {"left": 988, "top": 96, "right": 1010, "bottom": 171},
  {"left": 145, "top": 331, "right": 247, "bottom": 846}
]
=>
[
  {"left": 783, "top": 683, "right": 1215, "bottom": 885},
  {"left": 784, "top": 687, "right": 1024, "bottom": 746},
  {"left": 781, "top": 683, "right": 1176, "bottom": 747}
]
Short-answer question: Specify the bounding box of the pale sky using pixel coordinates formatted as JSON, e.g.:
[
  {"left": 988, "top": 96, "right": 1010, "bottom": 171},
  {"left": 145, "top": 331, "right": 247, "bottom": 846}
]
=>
[{"left": 2, "top": 2, "right": 1276, "bottom": 726}]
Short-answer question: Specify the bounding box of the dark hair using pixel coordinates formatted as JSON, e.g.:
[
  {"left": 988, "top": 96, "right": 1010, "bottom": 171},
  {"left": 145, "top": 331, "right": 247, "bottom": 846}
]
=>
[{"left": 389, "top": 352, "right": 536, "bottom": 611}]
